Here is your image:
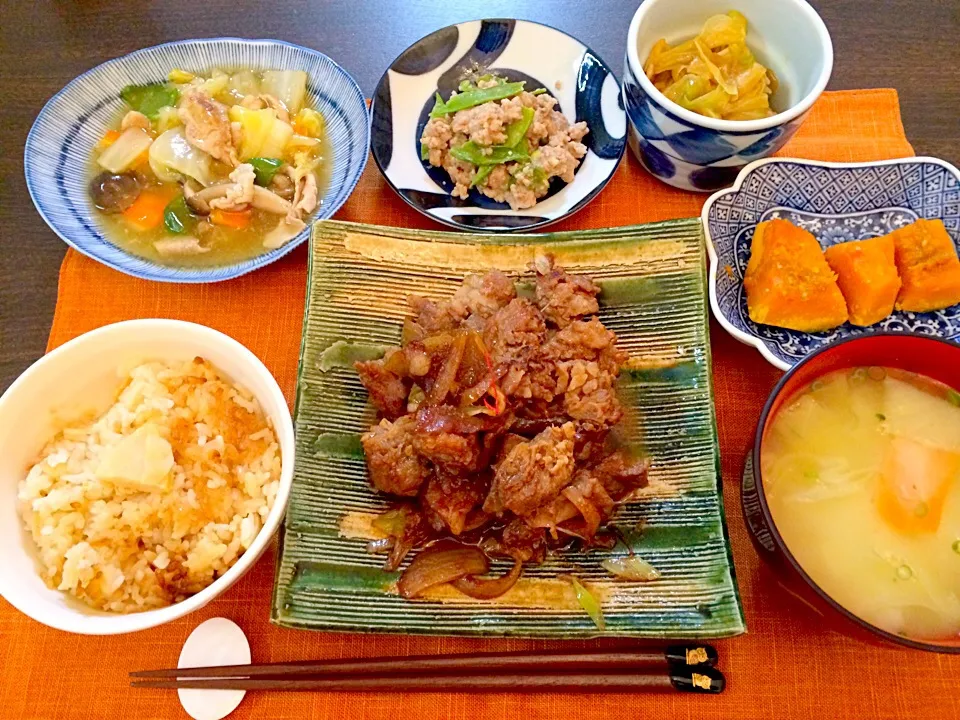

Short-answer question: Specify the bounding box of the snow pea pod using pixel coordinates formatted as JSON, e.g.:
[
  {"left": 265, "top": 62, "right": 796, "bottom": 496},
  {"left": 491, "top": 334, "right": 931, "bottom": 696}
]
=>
[
  {"left": 430, "top": 81, "right": 526, "bottom": 118},
  {"left": 503, "top": 106, "right": 535, "bottom": 148},
  {"left": 449, "top": 141, "right": 529, "bottom": 166}
]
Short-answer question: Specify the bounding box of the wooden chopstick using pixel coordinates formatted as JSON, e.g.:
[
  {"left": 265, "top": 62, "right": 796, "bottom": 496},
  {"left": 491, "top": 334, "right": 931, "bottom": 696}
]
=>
[
  {"left": 131, "top": 645, "right": 718, "bottom": 680},
  {"left": 131, "top": 666, "right": 725, "bottom": 694}
]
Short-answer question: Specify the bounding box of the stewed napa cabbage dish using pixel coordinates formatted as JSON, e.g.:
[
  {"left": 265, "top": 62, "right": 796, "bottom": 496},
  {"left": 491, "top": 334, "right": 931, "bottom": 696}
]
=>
[{"left": 88, "top": 68, "right": 330, "bottom": 266}]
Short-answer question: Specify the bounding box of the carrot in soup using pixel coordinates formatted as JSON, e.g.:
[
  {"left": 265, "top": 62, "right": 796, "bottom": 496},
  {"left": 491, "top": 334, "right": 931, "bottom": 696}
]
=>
[
  {"left": 122, "top": 189, "right": 175, "bottom": 231},
  {"left": 876, "top": 435, "right": 958, "bottom": 535},
  {"left": 98, "top": 129, "right": 121, "bottom": 149},
  {"left": 210, "top": 207, "right": 252, "bottom": 230}
]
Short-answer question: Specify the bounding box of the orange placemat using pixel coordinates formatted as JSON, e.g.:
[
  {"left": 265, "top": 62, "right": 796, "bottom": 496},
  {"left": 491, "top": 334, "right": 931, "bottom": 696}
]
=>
[{"left": 4, "top": 89, "right": 958, "bottom": 720}]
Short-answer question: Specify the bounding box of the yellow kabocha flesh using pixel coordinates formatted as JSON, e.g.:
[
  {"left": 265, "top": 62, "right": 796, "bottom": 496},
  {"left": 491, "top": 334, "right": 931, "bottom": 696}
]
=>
[
  {"left": 891, "top": 219, "right": 960, "bottom": 312},
  {"left": 744, "top": 219, "right": 848, "bottom": 332},
  {"left": 824, "top": 234, "right": 901, "bottom": 326}
]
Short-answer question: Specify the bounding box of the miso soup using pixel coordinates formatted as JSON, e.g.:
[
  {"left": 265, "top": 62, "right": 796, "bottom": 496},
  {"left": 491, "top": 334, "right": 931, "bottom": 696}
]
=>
[{"left": 762, "top": 366, "right": 960, "bottom": 642}]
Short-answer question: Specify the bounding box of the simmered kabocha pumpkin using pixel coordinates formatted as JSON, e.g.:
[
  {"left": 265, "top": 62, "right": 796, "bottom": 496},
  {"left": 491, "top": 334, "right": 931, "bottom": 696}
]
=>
[
  {"left": 824, "top": 234, "right": 901, "bottom": 326},
  {"left": 890, "top": 219, "right": 960, "bottom": 313},
  {"left": 744, "top": 219, "right": 848, "bottom": 332}
]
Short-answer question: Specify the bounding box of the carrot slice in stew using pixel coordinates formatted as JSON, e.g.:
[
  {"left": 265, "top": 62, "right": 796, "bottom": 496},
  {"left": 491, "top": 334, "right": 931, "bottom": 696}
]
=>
[
  {"left": 98, "top": 129, "right": 121, "bottom": 149},
  {"left": 210, "top": 208, "right": 252, "bottom": 230},
  {"left": 122, "top": 189, "right": 176, "bottom": 231}
]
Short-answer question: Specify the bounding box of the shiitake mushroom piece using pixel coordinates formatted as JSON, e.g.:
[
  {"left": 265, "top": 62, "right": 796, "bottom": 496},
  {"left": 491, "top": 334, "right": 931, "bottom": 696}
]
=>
[{"left": 88, "top": 171, "right": 142, "bottom": 213}]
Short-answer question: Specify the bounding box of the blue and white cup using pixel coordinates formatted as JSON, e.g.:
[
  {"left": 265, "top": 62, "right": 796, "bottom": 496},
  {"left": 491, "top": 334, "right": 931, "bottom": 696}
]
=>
[{"left": 623, "top": 0, "right": 833, "bottom": 191}]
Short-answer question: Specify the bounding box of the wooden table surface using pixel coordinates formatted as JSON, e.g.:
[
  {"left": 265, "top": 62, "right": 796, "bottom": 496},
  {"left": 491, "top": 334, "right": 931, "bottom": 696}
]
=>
[{"left": 0, "top": 0, "right": 958, "bottom": 390}]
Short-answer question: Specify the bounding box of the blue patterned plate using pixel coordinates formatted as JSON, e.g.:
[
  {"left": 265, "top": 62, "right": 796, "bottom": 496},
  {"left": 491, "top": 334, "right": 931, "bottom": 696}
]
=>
[
  {"left": 24, "top": 38, "right": 369, "bottom": 283},
  {"left": 370, "top": 19, "right": 626, "bottom": 232},
  {"left": 704, "top": 157, "right": 960, "bottom": 370}
]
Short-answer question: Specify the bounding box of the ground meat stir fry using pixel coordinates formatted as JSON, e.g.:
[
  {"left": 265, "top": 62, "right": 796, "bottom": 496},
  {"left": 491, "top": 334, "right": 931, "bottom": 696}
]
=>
[
  {"left": 356, "top": 256, "right": 649, "bottom": 586},
  {"left": 420, "top": 77, "right": 590, "bottom": 210}
]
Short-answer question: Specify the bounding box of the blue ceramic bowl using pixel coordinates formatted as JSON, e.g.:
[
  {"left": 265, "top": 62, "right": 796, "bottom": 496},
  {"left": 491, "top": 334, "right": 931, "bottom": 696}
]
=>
[
  {"left": 623, "top": 0, "right": 832, "bottom": 192},
  {"left": 25, "top": 38, "right": 370, "bottom": 283},
  {"left": 703, "top": 157, "right": 960, "bottom": 370},
  {"left": 370, "top": 19, "right": 626, "bottom": 231}
]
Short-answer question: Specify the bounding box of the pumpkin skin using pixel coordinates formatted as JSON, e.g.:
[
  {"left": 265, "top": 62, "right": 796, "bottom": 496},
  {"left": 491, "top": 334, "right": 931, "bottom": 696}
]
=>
[
  {"left": 824, "top": 235, "right": 901, "bottom": 326},
  {"left": 744, "top": 219, "right": 848, "bottom": 332},
  {"left": 891, "top": 219, "right": 960, "bottom": 313}
]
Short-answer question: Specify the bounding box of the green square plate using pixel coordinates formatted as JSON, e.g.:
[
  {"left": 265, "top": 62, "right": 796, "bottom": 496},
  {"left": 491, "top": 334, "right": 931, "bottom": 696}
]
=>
[{"left": 272, "top": 218, "right": 745, "bottom": 638}]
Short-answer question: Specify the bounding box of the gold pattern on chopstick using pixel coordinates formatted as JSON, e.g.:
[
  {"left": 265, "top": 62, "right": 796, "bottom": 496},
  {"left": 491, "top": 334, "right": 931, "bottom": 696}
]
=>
[
  {"left": 692, "top": 673, "right": 712, "bottom": 690},
  {"left": 686, "top": 647, "right": 709, "bottom": 665}
]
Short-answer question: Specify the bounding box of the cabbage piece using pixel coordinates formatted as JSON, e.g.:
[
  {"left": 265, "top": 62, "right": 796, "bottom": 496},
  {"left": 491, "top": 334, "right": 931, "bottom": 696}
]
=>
[
  {"left": 719, "top": 41, "right": 757, "bottom": 73},
  {"left": 287, "top": 134, "right": 321, "bottom": 150},
  {"left": 148, "top": 128, "right": 212, "bottom": 185},
  {"left": 662, "top": 74, "right": 712, "bottom": 104},
  {"left": 644, "top": 11, "right": 776, "bottom": 120},
  {"left": 228, "top": 105, "right": 295, "bottom": 160},
  {"left": 291, "top": 149, "right": 322, "bottom": 184},
  {"left": 155, "top": 105, "right": 181, "bottom": 134},
  {"left": 645, "top": 39, "right": 697, "bottom": 77},
  {"left": 602, "top": 555, "right": 661, "bottom": 581},
  {"left": 167, "top": 68, "right": 195, "bottom": 84},
  {"left": 694, "top": 39, "right": 738, "bottom": 96},
  {"left": 699, "top": 12, "right": 747, "bottom": 49},
  {"left": 198, "top": 69, "right": 229, "bottom": 98},
  {"left": 727, "top": 10, "right": 749, "bottom": 31},
  {"left": 228, "top": 70, "right": 261, "bottom": 98},
  {"left": 228, "top": 106, "right": 277, "bottom": 160},
  {"left": 259, "top": 117, "right": 294, "bottom": 158},
  {"left": 97, "top": 128, "right": 152, "bottom": 173},
  {"left": 734, "top": 63, "right": 772, "bottom": 99},
  {"left": 767, "top": 67, "right": 780, "bottom": 95},
  {"left": 683, "top": 86, "right": 733, "bottom": 118},
  {"left": 725, "top": 95, "right": 774, "bottom": 120},
  {"left": 643, "top": 39, "right": 669, "bottom": 78},
  {"left": 292, "top": 107, "right": 325, "bottom": 138},
  {"left": 261, "top": 70, "right": 308, "bottom": 113}
]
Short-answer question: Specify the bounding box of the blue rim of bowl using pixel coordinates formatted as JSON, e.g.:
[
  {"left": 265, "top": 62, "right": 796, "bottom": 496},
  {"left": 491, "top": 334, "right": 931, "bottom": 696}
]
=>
[
  {"left": 24, "top": 38, "right": 370, "bottom": 284},
  {"left": 702, "top": 155, "right": 960, "bottom": 370},
  {"left": 750, "top": 330, "right": 960, "bottom": 654},
  {"left": 369, "top": 17, "right": 627, "bottom": 233}
]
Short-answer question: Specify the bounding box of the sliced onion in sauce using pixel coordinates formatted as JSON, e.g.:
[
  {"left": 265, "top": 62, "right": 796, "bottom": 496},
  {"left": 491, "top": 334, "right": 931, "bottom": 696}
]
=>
[
  {"left": 382, "top": 348, "right": 409, "bottom": 376},
  {"left": 562, "top": 485, "right": 602, "bottom": 539},
  {"left": 366, "top": 538, "right": 395, "bottom": 554},
  {"left": 428, "top": 334, "right": 467, "bottom": 404},
  {"left": 461, "top": 375, "right": 495, "bottom": 407},
  {"left": 397, "top": 544, "right": 488, "bottom": 598},
  {"left": 402, "top": 319, "right": 425, "bottom": 345},
  {"left": 452, "top": 559, "right": 523, "bottom": 599},
  {"left": 601, "top": 555, "right": 661, "bottom": 582}
]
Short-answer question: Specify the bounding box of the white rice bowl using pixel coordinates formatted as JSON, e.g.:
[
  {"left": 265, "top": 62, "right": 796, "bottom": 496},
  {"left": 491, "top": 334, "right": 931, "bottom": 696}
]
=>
[
  {"left": 18, "top": 358, "right": 280, "bottom": 613},
  {"left": 0, "top": 320, "right": 294, "bottom": 634}
]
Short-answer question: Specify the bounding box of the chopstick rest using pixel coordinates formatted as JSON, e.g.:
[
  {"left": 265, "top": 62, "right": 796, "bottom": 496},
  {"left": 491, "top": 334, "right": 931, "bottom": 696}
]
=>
[{"left": 176, "top": 618, "right": 251, "bottom": 720}]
